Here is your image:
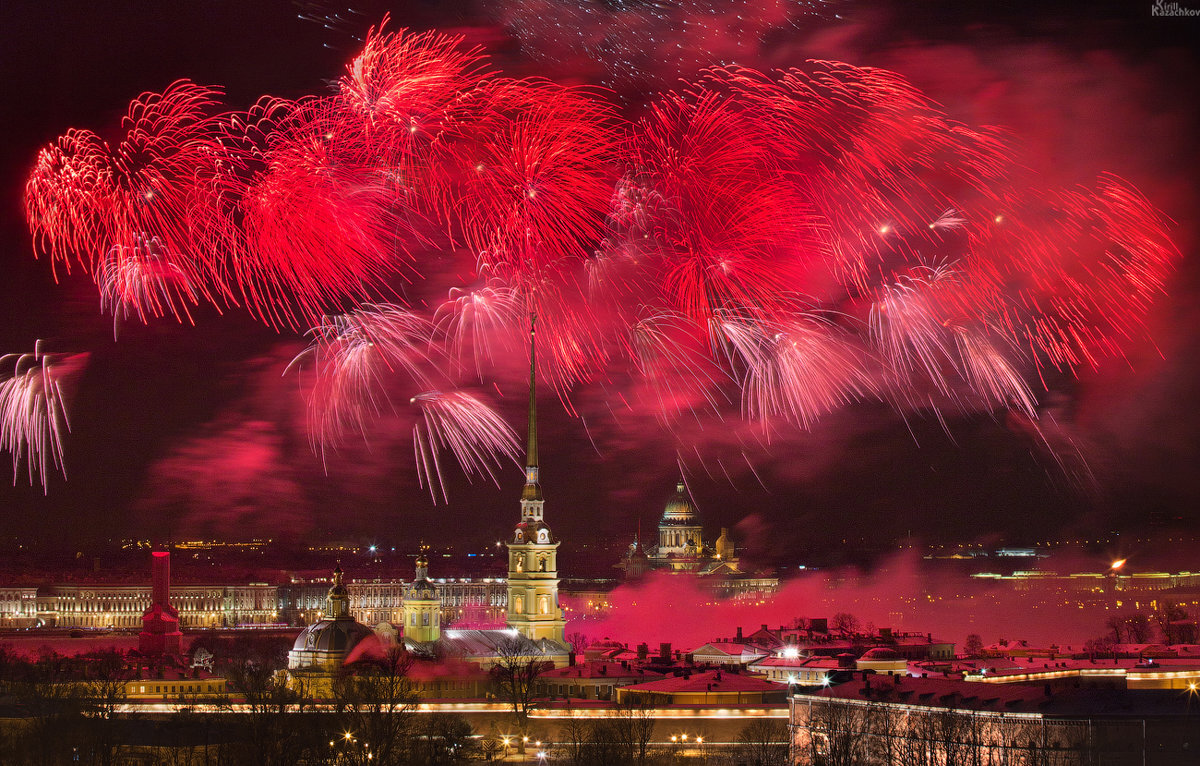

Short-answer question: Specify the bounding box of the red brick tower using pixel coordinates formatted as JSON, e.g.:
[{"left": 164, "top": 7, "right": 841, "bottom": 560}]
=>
[{"left": 138, "top": 551, "right": 182, "bottom": 656}]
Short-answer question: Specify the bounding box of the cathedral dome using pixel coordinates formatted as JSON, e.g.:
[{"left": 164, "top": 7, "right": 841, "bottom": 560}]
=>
[
  {"left": 291, "top": 618, "right": 374, "bottom": 655},
  {"left": 288, "top": 565, "right": 374, "bottom": 672},
  {"left": 660, "top": 481, "right": 698, "bottom": 525}
]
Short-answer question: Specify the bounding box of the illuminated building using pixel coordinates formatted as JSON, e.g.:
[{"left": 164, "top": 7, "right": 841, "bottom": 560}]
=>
[
  {"left": 0, "top": 587, "right": 38, "bottom": 626},
  {"left": 505, "top": 317, "right": 567, "bottom": 646},
  {"left": 651, "top": 480, "right": 708, "bottom": 569},
  {"left": 278, "top": 576, "right": 507, "bottom": 627},
  {"left": 789, "top": 676, "right": 1200, "bottom": 765},
  {"left": 733, "top": 623, "right": 955, "bottom": 662},
  {"left": 688, "top": 640, "right": 773, "bottom": 667},
  {"left": 123, "top": 667, "right": 228, "bottom": 702},
  {"left": 537, "top": 661, "right": 665, "bottom": 700},
  {"left": 615, "top": 480, "right": 781, "bottom": 601},
  {"left": 10, "top": 582, "right": 276, "bottom": 629},
  {"left": 401, "top": 549, "right": 442, "bottom": 643},
  {"left": 752, "top": 653, "right": 848, "bottom": 686}
]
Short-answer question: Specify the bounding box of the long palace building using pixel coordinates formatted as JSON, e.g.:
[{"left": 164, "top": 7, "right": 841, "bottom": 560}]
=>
[{"left": 0, "top": 577, "right": 508, "bottom": 630}]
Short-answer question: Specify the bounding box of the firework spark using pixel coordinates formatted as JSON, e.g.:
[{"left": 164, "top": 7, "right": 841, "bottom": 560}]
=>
[
  {"left": 411, "top": 390, "right": 521, "bottom": 503},
  {"left": 288, "top": 304, "right": 435, "bottom": 453},
  {"left": 0, "top": 342, "right": 86, "bottom": 493}
]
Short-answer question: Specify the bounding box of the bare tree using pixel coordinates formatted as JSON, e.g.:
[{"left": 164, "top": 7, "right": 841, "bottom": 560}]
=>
[
  {"left": 559, "top": 710, "right": 591, "bottom": 765},
  {"left": 224, "top": 660, "right": 318, "bottom": 766},
  {"left": 865, "top": 699, "right": 906, "bottom": 766},
  {"left": 78, "top": 650, "right": 128, "bottom": 766},
  {"left": 565, "top": 631, "right": 590, "bottom": 658},
  {"left": 612, "top": 692, "right": 662, "bottom": 765},
  {"left": 962, "top": 634, "right": 984, "bottom": 659},
  {"left": 802, "top": 700, "right": 869, "bottom": 766},
  {"left": 831, "top": 613, "right": 861, "bottom": 638},
  {"left": 332, "top": 645, "right": 419, "bottom": 765},
  {"left": 412, "top": 713, "right": 475, "bottom": 765},
  {"left": 6, "top": 648, "right": 87, "bottom": 766},
  {"left": 1153, "top": 601, "right": 1195, "bottom": 645},
  {"left": 737, "top": 718, "right": 789, "bottom": 766},
  {"left": 489, "top": 636, "right": 549, "bottom": 746},
  {"left": 1105, "top": 612, "right": 1151, "bottom": 644}
]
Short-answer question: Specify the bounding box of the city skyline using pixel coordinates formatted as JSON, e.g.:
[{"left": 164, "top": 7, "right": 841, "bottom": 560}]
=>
[{"left": 1, "top": 0, "right": 1197, "bottom": 562}]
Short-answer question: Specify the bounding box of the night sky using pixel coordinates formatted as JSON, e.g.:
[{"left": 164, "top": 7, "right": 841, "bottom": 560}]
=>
[{"left": 1, "top": 0, "right": 1197, "bottom": 562}]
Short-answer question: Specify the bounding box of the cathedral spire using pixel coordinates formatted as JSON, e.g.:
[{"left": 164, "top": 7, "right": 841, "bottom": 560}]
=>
[
  {"left": 521, "top": 313, "right": 542, "bottom": 503},
  {"left": 526, "top": 312, "right": 537, "bottom": 470}
]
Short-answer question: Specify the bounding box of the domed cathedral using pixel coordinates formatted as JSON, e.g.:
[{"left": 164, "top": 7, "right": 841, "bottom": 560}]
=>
[
  {"left": 506, "top": 314, "right": 567, "bottom": 646},
  {"left": 619, "top": 479, "right": 741, "bottom": 576},
  {"left": 401, "top": 549, "right": 441, "bottom": 644},
  {"left": 656, "top": 480, "right": 706, "bottom": 565},
  {"left": 288, "top": 565, "right": 376, "bottom": 690}
]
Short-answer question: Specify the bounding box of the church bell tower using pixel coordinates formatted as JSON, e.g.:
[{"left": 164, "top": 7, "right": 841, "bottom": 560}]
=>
[{"left": 506, "top": 314, "right": 566, "bottom": 644}]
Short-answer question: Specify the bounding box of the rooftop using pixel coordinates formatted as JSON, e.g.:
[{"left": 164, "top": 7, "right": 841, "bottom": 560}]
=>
[
  {"left": 797, "top": 676, "right": 1200, "bottom": 718},
  {"left": 622, "top": 669, "right": 782, "bottom": 694}
]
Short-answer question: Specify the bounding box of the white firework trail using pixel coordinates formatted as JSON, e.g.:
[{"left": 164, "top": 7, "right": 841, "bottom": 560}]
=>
[
  {"left": 411, "top": 390, "right": 521, "bottom": 503},
  {"left": 0, "top": 341, "right": 83, "bottom": 493},
  {"left": 289, "top": 304, "right": 435, "bottom": 453}
]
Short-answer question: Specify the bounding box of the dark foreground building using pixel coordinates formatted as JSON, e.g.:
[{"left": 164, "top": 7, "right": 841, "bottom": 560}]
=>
[{"left": 789, "top": 675, "right": 1198, "bottom": 765}]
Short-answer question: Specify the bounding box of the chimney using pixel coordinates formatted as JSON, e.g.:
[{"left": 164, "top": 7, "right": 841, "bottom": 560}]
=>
[
  {"left": 151, "top": 551, "right": 170, "bottom": 607},
  {"left": 736, "top": 627, "right": 743, "bottom": 640},
  {"left": 659, "top": 642, "right": 672, "bottom": 662}
]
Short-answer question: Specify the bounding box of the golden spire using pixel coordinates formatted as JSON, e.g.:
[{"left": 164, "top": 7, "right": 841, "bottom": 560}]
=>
[
  {"left": 526, "top": 312, "right": 537, "bottom": 470},
  {"left": 521, "top": 312, "right": 542, "bottom": 503}
]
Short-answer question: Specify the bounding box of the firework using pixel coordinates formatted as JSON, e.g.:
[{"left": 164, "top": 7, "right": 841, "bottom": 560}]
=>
[
  {"left": 0, "top": 342, "right": 86, "bottom": 493},
  {"left": 232, "top": 97, "right": 424, "bottom": 329},
  {"left": 629, "top": 311, "right": 730, "bottom": 422},
  {"left": 288, "top": 304, "right": 435, "bottom": 453},
  {"left": 411, "top": 390, "right": 521, "bottom": 503},
  {"left": 444, "top": 78, "right": 619, "bottom": 274},
  {"left": 335, "top": 19, "right": 488, "bottom": 170},
  {"left": 25, "top": 81, "right": 234, "bottom": 323},
  {"left": 22, "top": 33, "right": 1182, "bottom": 498},
  {"left": 623, "top": 90, "right": 815, "bottom": 323},
  {"left": 738, "top": 315, "right": 878, "bottom": 431},
  {"left": 433, "top": 282, "right": 522, "bottom": 379},
  {"left": 98, "top": 234, "right": 201, "bottom": 337}
]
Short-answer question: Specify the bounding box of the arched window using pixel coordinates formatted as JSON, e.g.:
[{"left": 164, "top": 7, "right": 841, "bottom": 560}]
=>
[
  {"left": 515, "top": 555, "right": 524, "bottom": 573},
  {"left": 538, "top": 595, "right": 549, "bottom": 615},
  {"left": 538, "top": 555, "right": 547, "bottom": 572}
]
